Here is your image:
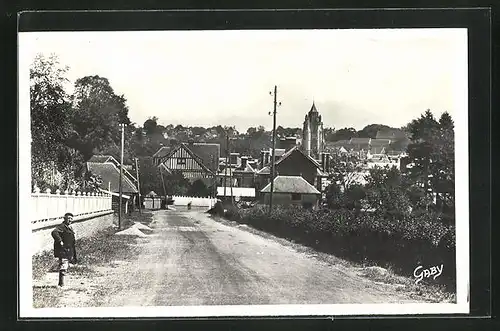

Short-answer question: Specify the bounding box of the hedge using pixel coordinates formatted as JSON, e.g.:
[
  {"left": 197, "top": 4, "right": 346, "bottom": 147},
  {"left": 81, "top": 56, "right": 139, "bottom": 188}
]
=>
[{"left": 224, "top": 204, "right": 456, "bottom": 287}]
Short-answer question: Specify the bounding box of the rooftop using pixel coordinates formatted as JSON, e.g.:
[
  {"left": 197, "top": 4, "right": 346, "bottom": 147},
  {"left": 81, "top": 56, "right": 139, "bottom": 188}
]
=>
[
  {"left": 87, "top": 162, "right": 138, "bottom": 193},
  {"left": 261, "top": 175, "right": 321, "bottom": 194}
]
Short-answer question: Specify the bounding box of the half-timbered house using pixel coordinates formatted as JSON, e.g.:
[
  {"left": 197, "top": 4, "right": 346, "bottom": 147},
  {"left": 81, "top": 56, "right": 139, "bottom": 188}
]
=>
[{"left": 158, "top": 142, "right": 220, "bottom": 187}]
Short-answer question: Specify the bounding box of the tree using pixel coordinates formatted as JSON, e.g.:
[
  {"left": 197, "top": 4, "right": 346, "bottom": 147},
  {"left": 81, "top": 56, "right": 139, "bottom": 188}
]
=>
[
  {"left": 364, "top": 166, "right": 412, "bottom": 219},
  {"left": 143, "top": 116, "right": 159, "bottom": 136},
  {"left": 137, "top": 157, "right": 163, "bottom": 195},
  {"left": 162, "top": 170, "right": 191, "bottom": 196},
  {"left": 68, "top": 75, "right": 132, "bottom": 160},
  {"left": 327, "top": 127, "right": 358, "bottom": 142},
  {"left": 30, "top": 54, "right": 83, "bottom": 189},
  {"left": 188, "top": 179, "right": 210, "bottom": 197},
  {"left": 357, "top": 124, "right": 392, "bottom": 138},
  {"left": 404, "top": 110, "right": 455, "bottom": 217},
  {"left": 326, "top": 153, "right": 365, "bottom": 193}
]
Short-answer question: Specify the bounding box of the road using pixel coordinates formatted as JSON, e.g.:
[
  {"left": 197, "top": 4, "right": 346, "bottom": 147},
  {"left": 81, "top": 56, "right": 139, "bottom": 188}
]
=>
[{"left": 51, "top": 209, "right": 424, "bottom": 307}]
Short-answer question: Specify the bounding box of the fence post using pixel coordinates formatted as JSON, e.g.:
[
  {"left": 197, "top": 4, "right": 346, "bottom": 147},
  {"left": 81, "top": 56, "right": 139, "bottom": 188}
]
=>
[{"left": 45, "top": 188, "right": 51, "bottom": 220}]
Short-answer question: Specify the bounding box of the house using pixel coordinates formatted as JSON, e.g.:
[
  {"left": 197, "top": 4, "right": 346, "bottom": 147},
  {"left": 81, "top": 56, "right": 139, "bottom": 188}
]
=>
[
  {"left": 260, "top": 175, "right": 321, "bottom": 209},
  {"left": 86, "top": 161, "right": 139, "bottom": 213},
  {"left": 216, "top": 186, "right": 256, "bottom": 202},
  {"left": 88, "top": 154, "right": 137, "bottom": 184},
  {"left": 278, "top": 136, "right": 299, "bottom": 151},
  {"left": 255, "top": 146, "right": 328, "bottom": 195},
  {"left": 232, "top": 156, "right": 257, "bottom": 188},
  {"left": 158, "top": 141, "right": 220, "bottom": 187},
  {"left": 152, "top": 146, "right": 172, "bottom": 165},
  {"left": 143, "top": 190, "right": 162, "bottom": 210}
]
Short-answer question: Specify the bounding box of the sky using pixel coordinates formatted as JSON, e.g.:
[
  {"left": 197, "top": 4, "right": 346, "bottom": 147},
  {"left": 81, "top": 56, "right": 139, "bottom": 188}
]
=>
[{"left": 19, "top": 29, "right": 468, "bottom": 132}]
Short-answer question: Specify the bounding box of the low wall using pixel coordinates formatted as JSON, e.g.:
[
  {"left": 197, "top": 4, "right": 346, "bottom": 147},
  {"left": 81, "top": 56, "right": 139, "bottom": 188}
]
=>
[
  {"left": 31, "top": 213, "right": 116, "bottom": 256},
  {"left": 171, "top": 196, "right": 217, "bottom": 207}
]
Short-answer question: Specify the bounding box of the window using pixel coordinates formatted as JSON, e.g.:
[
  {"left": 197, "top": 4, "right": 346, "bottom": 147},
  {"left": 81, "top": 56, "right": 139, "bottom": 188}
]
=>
[
  {"left": 291, "top": 193, "right": 301, "bottom": 201},
  {"left": 177, "top": 157, "right": 186, "bottom": 165}
]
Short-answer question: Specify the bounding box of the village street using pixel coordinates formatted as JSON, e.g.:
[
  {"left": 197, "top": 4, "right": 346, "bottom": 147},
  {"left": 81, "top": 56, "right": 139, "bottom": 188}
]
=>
[{"left": 40, "top": 209, "right": 428, "bottom": 307}]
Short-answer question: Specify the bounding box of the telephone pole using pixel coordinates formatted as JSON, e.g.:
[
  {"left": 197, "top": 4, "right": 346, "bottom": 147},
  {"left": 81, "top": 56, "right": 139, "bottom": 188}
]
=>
[
  {"left": 229, "top": 132, "right": 234, "bottom": 205},
  {"left": 269, "top": 85, "right": 277, "bottom": 213},
  {"left": 224, "top": 134, "right": 228, "bottom": 200},
  {"left": 118, "top": 123, "right": 124, "bottom": 230},
  {"left": 135, "top": 157, "right": 142, "bottom": 214}
]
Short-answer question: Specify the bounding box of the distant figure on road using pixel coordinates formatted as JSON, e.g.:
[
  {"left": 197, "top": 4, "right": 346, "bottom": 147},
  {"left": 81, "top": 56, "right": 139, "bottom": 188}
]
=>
[
  {"left": 51, "top": 212, "right": 77, "bottom": 287},
  {"left": 187, "top": 201, "right": 192, "bottom": 210}
]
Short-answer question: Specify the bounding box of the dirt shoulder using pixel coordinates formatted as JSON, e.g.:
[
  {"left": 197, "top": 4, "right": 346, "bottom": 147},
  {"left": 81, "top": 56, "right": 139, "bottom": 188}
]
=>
[
  {"left": 207, "top": 213, "right": 456, "bottom": 304},
  {"left": 32, "top": 211, "right": 153, "bottom": 308}
]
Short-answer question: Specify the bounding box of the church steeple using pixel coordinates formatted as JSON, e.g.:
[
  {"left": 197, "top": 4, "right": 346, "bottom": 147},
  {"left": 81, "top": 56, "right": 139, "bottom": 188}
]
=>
[{"left": 309, "top": 101, "right": 318, "bottom": 113}]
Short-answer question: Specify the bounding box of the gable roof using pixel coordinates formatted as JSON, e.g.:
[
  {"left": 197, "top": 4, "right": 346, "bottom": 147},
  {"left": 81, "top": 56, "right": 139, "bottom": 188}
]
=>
[
  {"left": 158, "top": 163, "right": 172, "bottom": 174},
  {"left": 183, "top": 143, "right": 220, "bottom": 173},
  {"left": 88, "top": 155, "right": 114, "bottom": 163},
  {"left": 256, "top": 166, "right": 270, "bottom": 175},
  {"left": 152, "top": 146, "right": 171, "bottom": 159},
  {"left": 260, "top": 176, "right": 321, "bottom": 194},
  {"left": 234, "top": 162, "right": 256, "bottom": 174},
  {"left": 87, "top": 162, "right": 138, "bottom": 193},
  {"left": 88, "top": 154, "right": 137, "bottom": 183},
  {"left": 161, "top": 143, "right": 214, "bottom": 174},
  {"left": 275, "top": 146, "right": 321, "bottom": 169},
  {"left": 369, "top": 146, "right": 386, "bottom": 155}
]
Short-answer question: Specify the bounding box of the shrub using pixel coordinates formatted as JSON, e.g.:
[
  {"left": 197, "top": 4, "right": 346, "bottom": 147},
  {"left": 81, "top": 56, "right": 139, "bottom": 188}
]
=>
[{"left": 225, "top": 203, "right": 455, "bottom": 286}]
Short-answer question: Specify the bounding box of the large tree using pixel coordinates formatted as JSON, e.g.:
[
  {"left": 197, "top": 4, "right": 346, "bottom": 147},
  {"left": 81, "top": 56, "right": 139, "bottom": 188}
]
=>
[
  {"left": 405, "top": 110, "right": 455, "bottom": 216},
  {"left": 325, "top": 152, "right": 365, "bottom": 193},
  {"left": 364, "top": 166, "right": 412, "bottom": 220},
  {"left": 30, "top": 54, "right": 84, "bottom": 189},
  {"left": 68, "top": 75, "right": 131, "bottom": 160},
  {"left": 326, "top": 127, "right": 358, "bottom": 142},
  {"left": 357, "top": 124, "right": 392, "bottom": 138}
]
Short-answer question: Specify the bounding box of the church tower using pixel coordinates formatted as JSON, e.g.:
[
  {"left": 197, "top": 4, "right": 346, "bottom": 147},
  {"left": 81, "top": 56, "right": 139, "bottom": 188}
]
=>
[{"left": 301, "top": 102, "right": 324, "bottom": 159}]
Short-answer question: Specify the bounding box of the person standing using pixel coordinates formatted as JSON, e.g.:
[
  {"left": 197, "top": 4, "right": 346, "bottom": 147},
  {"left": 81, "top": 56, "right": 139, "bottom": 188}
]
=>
[{"left": 51, "top": 212, "right": 77, "bottom": 287}]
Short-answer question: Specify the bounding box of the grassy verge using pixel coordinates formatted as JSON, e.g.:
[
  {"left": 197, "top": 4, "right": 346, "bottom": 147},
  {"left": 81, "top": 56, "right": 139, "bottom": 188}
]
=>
[
  {"left": 32, "top": 211, "right": 153, "bottom": 308},
  {"left": 209, "top": 213, "right": 456, "bottom": 304}
]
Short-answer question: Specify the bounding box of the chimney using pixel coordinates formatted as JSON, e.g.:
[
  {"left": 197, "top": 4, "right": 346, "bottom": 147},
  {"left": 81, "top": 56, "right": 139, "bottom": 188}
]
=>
[
  {"left": 264, "top": 150, "right": 271, "bottom": 165},
  {"left": 241, "top": 156, "right": 248, "bottom": 169},
  {"left": 325, "top": 153, "right": 330, "bottom": 172},
  {"left": 230, "top": 152, "right": 240, "bottom": 165},
  {"left": 321, "top": 153, "right": 326, "bottom": 171},
  {"left": 260, "top": 150, "right": 266, "bottom": 169}
]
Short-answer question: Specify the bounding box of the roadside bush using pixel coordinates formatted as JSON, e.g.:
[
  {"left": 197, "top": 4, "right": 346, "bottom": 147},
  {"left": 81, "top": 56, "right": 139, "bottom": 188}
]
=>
[{"left": 228, "top": 203, "right": 456, "bottom": 286}]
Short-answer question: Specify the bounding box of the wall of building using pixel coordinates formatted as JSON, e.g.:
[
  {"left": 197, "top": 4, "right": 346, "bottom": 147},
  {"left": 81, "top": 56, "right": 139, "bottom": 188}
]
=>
[
  {"left": 276, "top": 152, "right": 318, "bottom": 186},
  {"left": 262, "top": 192, "right": 319, "bottom": 208},
  {"left": 31, "top": 213, "right": 116, "bottom": 256}
]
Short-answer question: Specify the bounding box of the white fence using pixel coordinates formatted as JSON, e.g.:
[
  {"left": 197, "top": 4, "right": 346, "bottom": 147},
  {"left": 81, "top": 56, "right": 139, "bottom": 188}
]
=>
[
  {"left": 31, "top": 187, "right": 113, "bottom": 228},
  {"left": 171, "top": 195, "right": 217, "bottom": 207}
]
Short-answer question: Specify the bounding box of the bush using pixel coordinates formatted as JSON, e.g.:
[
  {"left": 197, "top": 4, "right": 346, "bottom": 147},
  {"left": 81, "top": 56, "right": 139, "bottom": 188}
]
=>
[{"left": 225, "top": 203, "right": 456, "bottom": 286}]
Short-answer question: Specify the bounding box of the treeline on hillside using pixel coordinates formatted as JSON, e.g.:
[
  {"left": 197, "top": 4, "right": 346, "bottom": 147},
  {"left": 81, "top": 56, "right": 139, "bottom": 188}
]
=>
[{"left": 30, "top": 54, "right": 454, "bottom": 204}]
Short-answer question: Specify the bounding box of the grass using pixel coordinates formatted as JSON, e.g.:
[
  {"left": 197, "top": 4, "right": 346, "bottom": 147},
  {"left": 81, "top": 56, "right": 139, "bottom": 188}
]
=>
[
  {"left": 209, "top": 213, "right": 456, "bottom": 304},
  {"left": 32, "top": 211, "right": 153, "bottom": 308}
]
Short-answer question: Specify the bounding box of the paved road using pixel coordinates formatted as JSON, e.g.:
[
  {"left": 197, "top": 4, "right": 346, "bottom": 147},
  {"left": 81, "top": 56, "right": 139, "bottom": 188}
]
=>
[{"left": 51, "top": 209, "right": 423, "bottom": 307}]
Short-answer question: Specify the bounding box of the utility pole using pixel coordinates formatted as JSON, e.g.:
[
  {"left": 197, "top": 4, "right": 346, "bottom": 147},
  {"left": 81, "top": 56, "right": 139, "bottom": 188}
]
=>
[
  {"left": 229, "top": 132, "right": 233, "bottom": 205},
  {"left": 135, "top": 157, "right": 142, "bottom": 214},
  {"left": 118, "top": 123, "right": 124, "bottom": 230},
  {"left": 224, "top": 134, "right": 228, "bottom": 200},
  {"left": 269, "top": 85, "right": 277, "bottom": 213},
  {"left": 159, "top": 166, "right": 167, "bottom": 201}
]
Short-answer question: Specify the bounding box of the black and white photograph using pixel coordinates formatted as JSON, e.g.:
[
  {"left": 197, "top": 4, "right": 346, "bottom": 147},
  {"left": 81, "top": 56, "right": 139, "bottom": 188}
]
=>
[{"left": 18, "top": 24, "right": 470, "bottom": 317}]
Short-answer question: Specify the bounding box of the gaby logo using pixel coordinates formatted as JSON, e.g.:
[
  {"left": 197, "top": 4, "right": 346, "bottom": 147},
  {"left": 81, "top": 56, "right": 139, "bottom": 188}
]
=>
[{"left": 413, "top": 264, "right": 443, "bottom": 284}]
